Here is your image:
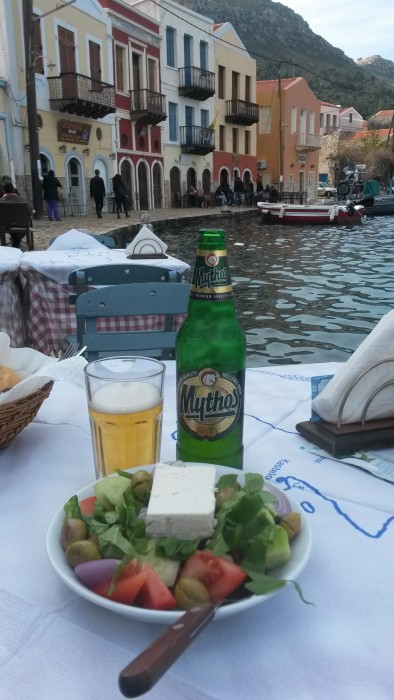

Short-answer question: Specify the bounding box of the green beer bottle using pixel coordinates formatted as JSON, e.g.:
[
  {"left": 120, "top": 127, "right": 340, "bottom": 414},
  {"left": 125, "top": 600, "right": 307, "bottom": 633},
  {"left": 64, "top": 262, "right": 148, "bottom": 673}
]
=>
[{"left": 176, "top": 229, "right": 246, "bottom": 469}]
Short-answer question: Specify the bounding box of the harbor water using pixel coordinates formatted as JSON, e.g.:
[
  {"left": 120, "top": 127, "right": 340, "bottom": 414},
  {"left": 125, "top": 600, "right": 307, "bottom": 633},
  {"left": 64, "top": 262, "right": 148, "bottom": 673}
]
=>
[{"left": 157, "top": 212, "right": 394, "bottom": 367}]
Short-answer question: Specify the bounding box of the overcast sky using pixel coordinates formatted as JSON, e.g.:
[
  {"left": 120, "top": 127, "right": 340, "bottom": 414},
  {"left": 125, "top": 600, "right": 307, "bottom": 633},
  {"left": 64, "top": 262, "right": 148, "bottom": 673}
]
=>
[{"left": 275, "top": 0, "right": 394, "bottom": 62}]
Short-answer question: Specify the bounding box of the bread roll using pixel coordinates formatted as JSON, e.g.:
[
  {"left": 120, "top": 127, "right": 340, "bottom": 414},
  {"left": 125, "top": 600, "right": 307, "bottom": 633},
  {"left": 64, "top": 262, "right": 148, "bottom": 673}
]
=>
[{"left": 0, "top": 366, "right": 22, "bottom": 392}]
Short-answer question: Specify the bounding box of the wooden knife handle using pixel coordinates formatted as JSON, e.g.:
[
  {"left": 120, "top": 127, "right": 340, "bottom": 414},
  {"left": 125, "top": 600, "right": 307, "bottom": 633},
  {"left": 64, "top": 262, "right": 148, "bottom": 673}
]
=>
[{"left": 118, "top": 603, "right": 216, "bottom": 698}]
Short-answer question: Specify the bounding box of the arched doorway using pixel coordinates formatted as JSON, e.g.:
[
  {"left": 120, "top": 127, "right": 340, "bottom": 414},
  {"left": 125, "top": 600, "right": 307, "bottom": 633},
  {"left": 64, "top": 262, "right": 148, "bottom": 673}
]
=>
[
  {"left": 40, "top": 154, "right": 50, "bottom": 177},
  {"left": 120, "top": 160, "right": 132, "bottom": 207},
  {"left": 137, "top": 161, "right": 149, "bottom": 210},
  {"left": 169, "top": 166, "right": 181, "bottom": 207},
  {"left": 152, "top": 162, "right": 163, "bottom": 209},
  {"left": 202, "top": 168, "right": 211, "bottom": 194},
  {"left": 220, "top": 168, "right": 229, "bottom": 187},
  {"left": 187, "top": 167, "right": 196, "bottom": 191}
]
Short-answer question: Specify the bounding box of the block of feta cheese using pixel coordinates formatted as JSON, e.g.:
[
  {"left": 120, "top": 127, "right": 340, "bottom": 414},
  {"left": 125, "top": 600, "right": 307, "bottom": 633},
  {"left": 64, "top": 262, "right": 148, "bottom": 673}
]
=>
[{"left": 145, "top": 463, "right": 216, "bottom": 540}]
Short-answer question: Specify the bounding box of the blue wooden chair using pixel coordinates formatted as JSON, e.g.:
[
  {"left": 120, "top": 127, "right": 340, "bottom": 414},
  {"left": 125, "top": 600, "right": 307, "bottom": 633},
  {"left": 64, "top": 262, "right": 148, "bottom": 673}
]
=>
[
  {"left": 49, "top": 234, "right": 116, "bottom": 248},
  {"left": 75, "top": 281, "right": 190, "bottom": 361}
]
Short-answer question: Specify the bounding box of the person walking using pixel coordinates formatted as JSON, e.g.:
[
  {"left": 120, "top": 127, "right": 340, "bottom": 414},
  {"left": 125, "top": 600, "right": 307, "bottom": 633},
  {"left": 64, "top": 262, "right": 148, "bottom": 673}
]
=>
[
  {"left": 90, "top": 169, "right": 106, "bottom": 218},
  {"left": 112, "top": 174, "right": 130, "bottom": 219},
  {"left": 41, "top": 170, "right": 62, "bottom": 221}
]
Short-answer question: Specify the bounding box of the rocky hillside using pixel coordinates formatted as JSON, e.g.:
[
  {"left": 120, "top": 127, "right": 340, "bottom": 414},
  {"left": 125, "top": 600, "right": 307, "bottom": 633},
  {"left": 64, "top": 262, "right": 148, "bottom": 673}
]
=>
[
  {"left": 186, "top": 0, "right": 394, "bottom": 118},
  {"left": 356, "top": 55, "right": 394, "bottom": 87}
]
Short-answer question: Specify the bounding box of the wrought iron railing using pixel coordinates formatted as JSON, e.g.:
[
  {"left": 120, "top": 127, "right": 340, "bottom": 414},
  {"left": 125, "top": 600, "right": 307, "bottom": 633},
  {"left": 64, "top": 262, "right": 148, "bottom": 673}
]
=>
[
  {"left": 178, "top": 67, "right": 215, "bottom": 93},
  {"left": 225, "top": 99, "right": 259, "bottom": 123},
  {"left": 180, "top": 125, "right": 215, "bottom": 150},
  {"left": 48, "top": 72, "right": 115, "bottom": 113},
  {"left": 130, "top": 89, "right": 166, "bottom": 118}
]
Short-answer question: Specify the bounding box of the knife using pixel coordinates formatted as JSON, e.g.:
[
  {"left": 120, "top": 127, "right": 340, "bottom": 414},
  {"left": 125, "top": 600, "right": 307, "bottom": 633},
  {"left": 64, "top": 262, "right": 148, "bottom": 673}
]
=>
[{"left": 118, "top": 602, "right": 216, "bottom": 698}]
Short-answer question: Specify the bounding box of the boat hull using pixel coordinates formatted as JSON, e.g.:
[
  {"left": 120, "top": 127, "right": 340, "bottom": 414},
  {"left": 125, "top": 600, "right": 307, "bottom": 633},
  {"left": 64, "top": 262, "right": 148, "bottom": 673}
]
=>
[{"left": 257, "top": 202, "right": 365, "bottom": 225}]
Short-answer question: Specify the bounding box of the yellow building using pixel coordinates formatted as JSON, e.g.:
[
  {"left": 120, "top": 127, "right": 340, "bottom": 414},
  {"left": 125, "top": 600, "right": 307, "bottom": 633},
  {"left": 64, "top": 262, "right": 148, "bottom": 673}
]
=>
[{"left": 5, "top": 0, "right": 115, "bottom": 216}]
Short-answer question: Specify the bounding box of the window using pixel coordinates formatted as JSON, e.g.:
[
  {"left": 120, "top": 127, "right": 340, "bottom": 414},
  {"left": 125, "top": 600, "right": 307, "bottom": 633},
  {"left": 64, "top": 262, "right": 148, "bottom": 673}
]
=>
[
  {"left": 32, "top": 15, "right": 44, "bottom": 74},
  {"left": 201, "top": 109, "right": 209, "bottom": 128},
  {"left": 218, "top": 65, "right": 225, "bottom": 99},
  {"left": 147, "top": 58, "right": 157, "bottom": 92},
  {"left": 245, "top": 76, "right": 251, "bottom": 102},
  {"left": 89, "top": 41, "right": 101, "bottom": 86},
  {"left": 132, "top": 52, "right": 142, "bottom": 91},
  {"left": 260, "top": 106, "right": 271, "bottom": 134},
  {"left": 168, "top": 102, "right": 178, "bottom": 141},
  {"left": 115, "top": 45, "right": 126, "bottom": 92},
  {"left": 349, "top": 113, "right": 353, "bottom": 123},
  {"left": 333, "top": 115, "right": 337, "bottom": 128},
  {"left": 231, "top": 71, "right": 239, "bottom": 100},
  {"left": 291, "top": 107, "right": 297, "bottom": 134},
  {"left": 320, "top": 113, "right": 324, "bottom": 128},
  {"left": 200, "top": 41, "right": 207, "bottom": 70},
  {"left": 326, "top": 114, "right": 331, "bottom": 129},
  {"left": 166, "top": 27, "right": 175, "bottom": 68},
  {"left": 232, "top": 128, "right": 238, "bottom": 154},
  {"left": 219, "top": 125, "right": 225, "bottom": 150},
  {"left": 58, "top": 27, "right": 76, "bottom": 73},
  {"left": 245, "top": 130, "right": 250, "bottom": 155},
  {"left": 309, "top": 111, "right": 315, "bottom": 134}
]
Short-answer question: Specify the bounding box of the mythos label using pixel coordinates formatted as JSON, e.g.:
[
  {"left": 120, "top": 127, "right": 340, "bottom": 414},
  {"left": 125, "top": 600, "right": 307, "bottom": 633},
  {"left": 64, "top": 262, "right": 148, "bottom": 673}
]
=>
[
  {"left": 177, "top": 368, "right": 244, "bottom": 440},
  {"left": 190, "top": 249, "right": 233, "bottom": 301}
]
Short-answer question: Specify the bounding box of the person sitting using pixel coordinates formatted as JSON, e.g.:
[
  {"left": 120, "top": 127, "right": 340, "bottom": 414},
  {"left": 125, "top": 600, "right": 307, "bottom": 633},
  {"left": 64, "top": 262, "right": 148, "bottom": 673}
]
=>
[
  {"left": 188, "top": 185, "right": 203, "bottom": 207},
  {"left": 215, "top": 185, "right": 227, "bottom": 206},
  {"left": 223, "top": 185, "right": 234, "bottom": 205},
  {"left": 0, "top": 181, "right": 33, "bottom": 248}
]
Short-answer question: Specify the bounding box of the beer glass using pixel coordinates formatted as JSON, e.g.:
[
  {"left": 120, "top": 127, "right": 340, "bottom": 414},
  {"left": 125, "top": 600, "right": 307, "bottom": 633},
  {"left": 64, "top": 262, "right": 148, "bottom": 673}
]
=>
[{"left": 84, "top": 356, "right": 165, "bottom": 478}]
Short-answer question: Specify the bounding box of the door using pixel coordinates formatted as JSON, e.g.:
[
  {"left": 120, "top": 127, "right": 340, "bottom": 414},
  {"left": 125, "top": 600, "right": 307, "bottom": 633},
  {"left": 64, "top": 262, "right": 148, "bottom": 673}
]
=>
[
  {"left": 120, "top": 160, "right": 133, "bottom": 206},
  {"left": 170, "top": 166, "right": 181, "bottom": 207},
  {"left": 132, "top": 52, "right": 142, "bottom": 109},
  {"left": 137, "top": 161, "right": 149, "bottom": 210},
  {"left": 298, "top": 170, "right": 305, "bottom": 197},
  {"left": 152, "top": 163, "right": 163, "bottom": 209},
  {"left": 89, "top": 41, "right": 101, "bottom": 91},
  {"left": 68, "top": 157, "right": 84, "bottom": 212},
  {"left": 59, "top": 27, "right": 76, "bottom": 98},
  {"left": 202, "top": 168, "right": 211, "bottom": 194},
  {"left": 184, "top": 35, "right": 192, "bottom": 86},
  {"left": 185, "top": 105, "right": 193, "bottom": 145}
]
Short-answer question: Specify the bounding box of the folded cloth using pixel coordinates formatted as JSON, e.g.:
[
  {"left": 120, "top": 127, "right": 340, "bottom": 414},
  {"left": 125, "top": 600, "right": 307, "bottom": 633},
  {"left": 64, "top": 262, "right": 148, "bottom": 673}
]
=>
[
  {"left": 312, "top": 309, "right": 394, "bottom": 424},
  {"left": 47, "top": 229, "right": 107, "bottom": 250},
  {"left": 126, "top": 225, "right": 168, "bottom": 258}
]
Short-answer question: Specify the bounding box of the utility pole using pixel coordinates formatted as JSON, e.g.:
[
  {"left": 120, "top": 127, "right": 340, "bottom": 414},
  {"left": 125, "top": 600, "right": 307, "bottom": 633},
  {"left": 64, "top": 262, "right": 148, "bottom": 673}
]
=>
[
  {"left": 278, "top": 63, "right": 284, "bottom": 197},
  {"left": 23, "top": 0, "right": 43, "bottom": 218}
]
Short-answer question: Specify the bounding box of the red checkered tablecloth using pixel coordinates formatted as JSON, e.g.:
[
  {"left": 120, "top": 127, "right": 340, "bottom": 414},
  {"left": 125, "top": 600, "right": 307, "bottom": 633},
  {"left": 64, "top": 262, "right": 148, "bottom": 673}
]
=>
[
  {"left": 23, "top": 270, "right": 185, "bottom": 356},
  {"left": 0, "top": 271, "right": 26, "bottom": 347}
]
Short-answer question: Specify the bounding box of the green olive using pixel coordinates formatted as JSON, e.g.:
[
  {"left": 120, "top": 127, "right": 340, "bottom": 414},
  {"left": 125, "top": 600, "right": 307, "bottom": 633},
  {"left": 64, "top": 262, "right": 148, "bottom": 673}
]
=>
[
  {"left": 175, "top": 576, "right": 210, "bottom": 610},
  {"left": 131, "top": 470, "right": 153, "bottom": 503},
  {"left": 278, "top": 512, "right": 301, "bottom": 541},
  {"left": 60, "top": 518, "right": 88, "bottom": 550},
  {"left": 66, "top": 539, "right": 101, "bottom": 569}
]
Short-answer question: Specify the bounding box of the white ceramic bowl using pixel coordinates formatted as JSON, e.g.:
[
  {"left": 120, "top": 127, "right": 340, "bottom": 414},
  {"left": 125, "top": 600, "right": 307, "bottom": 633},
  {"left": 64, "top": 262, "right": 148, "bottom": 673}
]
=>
[{"left": 46, "top": 463, "right": 312, "bottom": 624}]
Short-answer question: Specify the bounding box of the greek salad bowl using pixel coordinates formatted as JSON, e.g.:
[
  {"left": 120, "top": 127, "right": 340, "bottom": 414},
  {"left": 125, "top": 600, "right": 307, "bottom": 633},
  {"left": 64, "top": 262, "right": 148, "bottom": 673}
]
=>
[{"left": 46, "top": 463, "right": 312, "bottom": 625}]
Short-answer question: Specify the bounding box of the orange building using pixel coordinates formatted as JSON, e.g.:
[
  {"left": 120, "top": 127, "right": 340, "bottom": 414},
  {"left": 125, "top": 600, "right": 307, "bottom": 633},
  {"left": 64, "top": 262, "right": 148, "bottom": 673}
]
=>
[{"left": 256, "top": 77, "right": 321, "bottom": 198}]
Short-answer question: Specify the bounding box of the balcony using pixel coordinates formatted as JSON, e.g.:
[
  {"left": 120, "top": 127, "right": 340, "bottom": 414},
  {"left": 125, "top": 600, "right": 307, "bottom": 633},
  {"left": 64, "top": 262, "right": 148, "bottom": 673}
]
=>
[
  {"left": 296, "top": 133, "right": 321, "bottom": 151},
  {"left": 48, "top": 72, "right": 115, "bottom": 119},
  {"left": 178, "top": 67, "right": 215, "bottom": 101},
  {"left": 180, "top": 125, "right": 215, "bottom": 155},
  {"left": 225, "top": 99, "right": 259, "bottom": 126},
  {"left": 130, "top": 89, "right": 167, "bottom": 125}
]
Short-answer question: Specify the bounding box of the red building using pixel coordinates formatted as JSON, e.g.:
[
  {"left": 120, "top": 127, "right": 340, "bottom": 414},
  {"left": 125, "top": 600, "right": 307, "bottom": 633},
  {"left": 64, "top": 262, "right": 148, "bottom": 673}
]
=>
[{"left": 99, "top": 0, "right": 166, "bottom": 209}]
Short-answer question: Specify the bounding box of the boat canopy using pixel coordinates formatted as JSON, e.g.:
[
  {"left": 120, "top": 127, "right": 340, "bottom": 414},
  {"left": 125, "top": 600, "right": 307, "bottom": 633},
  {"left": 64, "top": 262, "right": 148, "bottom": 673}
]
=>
[{"left": 363, "top": 180, "right": 380, "bottom": 197}]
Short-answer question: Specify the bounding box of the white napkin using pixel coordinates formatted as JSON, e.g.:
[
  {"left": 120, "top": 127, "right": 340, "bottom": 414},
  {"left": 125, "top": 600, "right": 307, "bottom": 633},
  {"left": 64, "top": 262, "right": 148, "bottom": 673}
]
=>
[
  {"left": 47, "top": 229, "right": 107, "bottom": 250},
  {"left": 0, "top": 332, "right": 87, "bottom": 405},
  {"left": 126, "top": 225, "right": 168, "bottom": 258},
  {"left": 312, "top": 309, "right": 394, "bottom": 424}
]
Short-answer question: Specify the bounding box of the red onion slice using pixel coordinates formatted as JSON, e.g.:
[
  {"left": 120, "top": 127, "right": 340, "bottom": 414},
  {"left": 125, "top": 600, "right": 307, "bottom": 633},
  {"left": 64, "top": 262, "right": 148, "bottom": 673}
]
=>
[{"left": 264, "top": 483, "right": 291, "bottom": 517}]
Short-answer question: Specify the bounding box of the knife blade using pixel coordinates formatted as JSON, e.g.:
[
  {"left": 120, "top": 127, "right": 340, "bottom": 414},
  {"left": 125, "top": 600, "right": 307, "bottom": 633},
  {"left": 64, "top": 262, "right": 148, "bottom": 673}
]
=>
[{"left": 118, "top": 602, "right": 216, "bottom": 698}]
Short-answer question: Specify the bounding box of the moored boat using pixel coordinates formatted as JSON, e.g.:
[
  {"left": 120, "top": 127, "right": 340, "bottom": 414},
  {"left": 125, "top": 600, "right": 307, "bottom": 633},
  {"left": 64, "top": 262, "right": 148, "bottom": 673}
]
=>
[{"left": 257, "top": 201, "right": 365, "bottom": 225}]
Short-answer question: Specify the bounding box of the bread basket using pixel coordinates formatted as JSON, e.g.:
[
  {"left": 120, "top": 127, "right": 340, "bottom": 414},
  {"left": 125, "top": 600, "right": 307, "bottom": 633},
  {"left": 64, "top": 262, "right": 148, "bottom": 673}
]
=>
[{"left": 0, "top": 380, "right": 54, "bottom": 449}]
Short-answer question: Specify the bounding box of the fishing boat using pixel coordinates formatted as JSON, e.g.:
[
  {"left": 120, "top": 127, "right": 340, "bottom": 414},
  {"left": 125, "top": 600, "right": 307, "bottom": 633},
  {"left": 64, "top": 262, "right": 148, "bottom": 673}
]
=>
[
  {"left": 348, "top": 181, "right": 394, "bottom": 217},
  {"left": 257, "top": 200, "right": 365, "bottom": 225}
]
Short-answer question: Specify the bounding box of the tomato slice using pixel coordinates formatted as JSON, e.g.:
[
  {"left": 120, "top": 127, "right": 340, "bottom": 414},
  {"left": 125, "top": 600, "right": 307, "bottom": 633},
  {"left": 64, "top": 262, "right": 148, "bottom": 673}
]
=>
[
  {"left": 79, "top": 496, "right": 97, "bottom": 517},
  {"left": 92, "top": 560, "right": 147, "bottom": 605},
  {"left": 181, "top": 551, "right": 246, "bottom": 603},
  {"left": 136, "top": 563, "right": 177, "bottom": 611}
]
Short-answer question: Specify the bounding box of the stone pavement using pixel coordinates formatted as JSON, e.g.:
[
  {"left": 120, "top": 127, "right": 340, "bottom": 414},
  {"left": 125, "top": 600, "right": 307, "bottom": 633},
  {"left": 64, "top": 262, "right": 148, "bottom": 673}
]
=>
[{"left": 31, "top": 204, "right": 256, "bottom": 251}]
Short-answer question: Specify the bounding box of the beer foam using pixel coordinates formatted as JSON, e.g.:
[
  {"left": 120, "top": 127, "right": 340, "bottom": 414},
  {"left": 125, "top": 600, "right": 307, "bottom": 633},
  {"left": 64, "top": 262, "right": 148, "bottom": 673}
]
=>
[{"left": 91, "top": 380, "right": 161, "bottom": 414}]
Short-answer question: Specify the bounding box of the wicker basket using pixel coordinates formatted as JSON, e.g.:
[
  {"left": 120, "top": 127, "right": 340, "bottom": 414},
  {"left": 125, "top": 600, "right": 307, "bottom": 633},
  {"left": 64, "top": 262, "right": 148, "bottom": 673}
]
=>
[{"left": 0, "top": 380, "right": 54, "bottom": 449}]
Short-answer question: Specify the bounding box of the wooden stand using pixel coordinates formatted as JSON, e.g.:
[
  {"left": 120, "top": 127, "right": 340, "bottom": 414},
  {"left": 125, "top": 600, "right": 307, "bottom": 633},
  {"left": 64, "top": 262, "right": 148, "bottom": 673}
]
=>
[{"left": 296, "top": 418, "right": 394, "bottom": 456}]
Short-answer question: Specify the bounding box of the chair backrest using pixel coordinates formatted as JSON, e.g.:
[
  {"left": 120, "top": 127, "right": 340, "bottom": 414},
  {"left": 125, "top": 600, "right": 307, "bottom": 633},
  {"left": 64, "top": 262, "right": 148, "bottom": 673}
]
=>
[
  {"left": 75, "top": 281, "right": 190, "bottom": 361},
  {"left": 0, "top": 202, "right": 31, "bottom": 228}
]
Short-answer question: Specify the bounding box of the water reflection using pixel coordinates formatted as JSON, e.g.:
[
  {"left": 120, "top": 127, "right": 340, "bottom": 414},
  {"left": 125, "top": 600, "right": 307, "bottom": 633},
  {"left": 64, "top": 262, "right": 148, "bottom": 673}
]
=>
[{"left": 158, "top": 213, "right": 394, "bottom": 367}]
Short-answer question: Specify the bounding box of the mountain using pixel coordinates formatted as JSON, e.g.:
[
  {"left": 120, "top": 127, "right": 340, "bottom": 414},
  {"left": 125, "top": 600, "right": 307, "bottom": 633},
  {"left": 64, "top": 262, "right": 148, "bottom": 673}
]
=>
[
  {"left": 356, "top": 55, "right": 394, "bottom": 88},
  {"left": 186, "top": 0, "right": 394, "bottom": 118}
]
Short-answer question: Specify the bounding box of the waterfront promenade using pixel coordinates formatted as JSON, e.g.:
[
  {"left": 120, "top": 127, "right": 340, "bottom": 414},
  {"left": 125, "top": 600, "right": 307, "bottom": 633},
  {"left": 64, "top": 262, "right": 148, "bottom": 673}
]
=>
[{"left": 30, "top": 204, "right": 255, "bottom": 250}]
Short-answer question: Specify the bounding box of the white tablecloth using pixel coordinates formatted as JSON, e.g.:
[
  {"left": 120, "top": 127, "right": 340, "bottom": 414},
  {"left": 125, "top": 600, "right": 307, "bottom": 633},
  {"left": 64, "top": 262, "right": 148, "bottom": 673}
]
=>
[{"left": 1, "top": 362, "right": 393, "bottom": 700}]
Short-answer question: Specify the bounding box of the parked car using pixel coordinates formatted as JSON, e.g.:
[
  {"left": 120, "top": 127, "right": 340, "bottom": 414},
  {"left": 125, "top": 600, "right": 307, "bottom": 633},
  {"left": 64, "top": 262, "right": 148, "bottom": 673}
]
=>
[{"left": 317, "top": 182, "right": 337, "bottom": 198}]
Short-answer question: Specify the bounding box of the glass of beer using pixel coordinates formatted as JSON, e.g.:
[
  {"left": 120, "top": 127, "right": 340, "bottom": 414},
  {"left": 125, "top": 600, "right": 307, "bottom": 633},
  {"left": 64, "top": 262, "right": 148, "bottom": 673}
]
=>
[{"left": 84, "top": 356, "right": 165, "bottom": 478}]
